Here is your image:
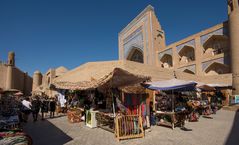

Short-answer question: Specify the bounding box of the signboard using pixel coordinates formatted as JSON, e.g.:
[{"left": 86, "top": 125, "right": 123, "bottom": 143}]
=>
[
  {"left": 230, "top": 95, "right": 239, "bottom": 105},
  {"left": 235, "top": 95, "right": 239, "bottom": 104}
]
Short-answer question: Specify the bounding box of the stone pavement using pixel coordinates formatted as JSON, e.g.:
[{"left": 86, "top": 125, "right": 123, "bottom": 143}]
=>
[{"left": 23, "top": 110, "right": 239, "bottom": 145}]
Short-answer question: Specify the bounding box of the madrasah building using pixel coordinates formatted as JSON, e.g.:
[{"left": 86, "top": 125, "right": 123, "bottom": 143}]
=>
[
  {"left": 33, "top": 0, "right": 239, "bottom": 99},
  {"left": 118, "top": 0, "right": 239, "bottom": 95}
]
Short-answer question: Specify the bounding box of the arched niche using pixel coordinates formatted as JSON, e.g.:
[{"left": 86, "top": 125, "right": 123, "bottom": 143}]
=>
[
  {"left": 178, "top": 45, "right": 195, "bottom": 63},
  {"left": 183, "top": 69, "right": 195, "bottom": 74},
  {"left": 203, "top": 35, "right": 228, "bottom": 56},
  {"left": 204, "top": 62, "right": 229, "bottom": 76},
  {"left": 127, "top": 47, "right": 144, "bottom": 63},
  {"left": 178, "top": 45, "right": 195, "bottom": 64},
  {"left": 160, "top": 54, "right": 172, "bottom": 68}
]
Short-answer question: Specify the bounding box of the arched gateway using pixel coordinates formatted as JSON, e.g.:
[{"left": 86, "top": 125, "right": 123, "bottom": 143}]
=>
[{"left": 126, "top": 48, "right": 144, "bottom": 63}]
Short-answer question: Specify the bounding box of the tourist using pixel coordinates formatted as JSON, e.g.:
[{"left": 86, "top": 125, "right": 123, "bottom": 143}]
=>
[
  {"left": 21, "top": 97, "right": 32, "bottom": 122},
  {"left": 49, "top": 98, "right": 56, "bottom": 118},
  {"left": 31, "top": 96, "right": 41, "bottom": 121},
  {"left": 40, "top": 97, "right": 49, "bottom": 120}
]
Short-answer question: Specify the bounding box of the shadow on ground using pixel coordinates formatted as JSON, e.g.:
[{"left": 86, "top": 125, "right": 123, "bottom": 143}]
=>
[
  {"left": 23, "top": 116, "right": 73, "bottom": 145},
  {"left": 225, "top": 109, "right": 239, "bottom": 145}
]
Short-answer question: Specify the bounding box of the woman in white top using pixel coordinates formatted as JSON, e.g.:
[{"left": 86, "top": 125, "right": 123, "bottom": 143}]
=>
[{"left": 21, "top": 97, "right": 32, "bottom": 122}]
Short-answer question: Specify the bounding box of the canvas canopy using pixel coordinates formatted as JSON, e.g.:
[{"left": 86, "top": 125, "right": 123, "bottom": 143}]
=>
[
  {"left": 53, "top": 67, "right": 150, "bottom": 90},
  {"left": 195, "top": 82, "right": 216, "bottom": 92},
  {"left": 145, "top": 78, "right": 197, "bottom": 91},
  {"left": 119, "top": 84, "right": 146, "bottom": 94},
  {"left": 53, "top": 60, "right": 232, "bottom": 91},
  {"left": 207, "top": 83, "right": 232, "bottom": 88}
]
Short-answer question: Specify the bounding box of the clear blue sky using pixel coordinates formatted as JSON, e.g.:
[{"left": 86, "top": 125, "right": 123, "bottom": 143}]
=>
[{"left": 0, "top": 0, "right": 227, "bottom": 76}]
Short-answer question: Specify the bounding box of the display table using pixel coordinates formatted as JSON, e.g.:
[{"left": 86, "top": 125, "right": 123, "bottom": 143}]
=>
[
  {"left": 95, "top": 112, "right": 115, "bottom": 133},
  {"left": 155, "top": 110, "right": 188, "bottom": 129},
  {"left": 86, "top": 110, "right": 99, "bottom": 128}
]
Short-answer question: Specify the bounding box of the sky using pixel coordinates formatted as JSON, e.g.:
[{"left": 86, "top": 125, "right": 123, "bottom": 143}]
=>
[{"left": 0, "top": 0, "right": 228, "bottom": 76}]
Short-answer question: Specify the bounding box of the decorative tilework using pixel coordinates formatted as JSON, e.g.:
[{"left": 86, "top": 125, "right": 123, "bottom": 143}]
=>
[
  {"left": 123, "top": 27, "right": 142, "bottom": 44},
  {"left": 201, "top": 57, "right": 227, "bottom": 71},
  {"left": 158, "top": 49, "right": 173, "bottom": 60},
  {"left": 123, "top": 31, "right": 144, "bottom": 59},
  {"left": 200, "top": 27, "right": 229, "bottom": 45},
  {"left": 178, "top": 65, "right": 196, "bottom": 73},
  {"left": 176, "top": 40, "right": 195, "bottom": 52},
  {"left": 122, "top": 15, "right": 149, "bottom": 63}
]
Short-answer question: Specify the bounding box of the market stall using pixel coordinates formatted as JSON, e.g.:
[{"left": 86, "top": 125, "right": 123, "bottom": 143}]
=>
[
  {"left": 0, "top": 91, "right": 32, "bottom": 145},
  {"left": 53, "top": 67, "right": 150, "bottom": 141},
  {"left": 144, "top": 78, "right": 197, "bottom": 129},
  {"left": 207, "top": 83, "right": 232, "bottom": 106},
  {"left": 196, "top": 84, "right": 215, "bottom": 116}
]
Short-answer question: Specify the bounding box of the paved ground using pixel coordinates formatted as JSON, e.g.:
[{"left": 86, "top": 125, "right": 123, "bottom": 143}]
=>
[
  {"left": 223, "top": 104, "right": 239, "bottom": 111},
  {"left": 23, "top": 110, "right": 239, "bottom": 145}
]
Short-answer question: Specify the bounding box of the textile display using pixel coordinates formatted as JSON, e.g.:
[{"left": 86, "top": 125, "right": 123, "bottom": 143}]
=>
[
  {"left": 0, "top": 131, "right": 30, "bottom": 145},
  {"left": 58, "top": 93, "right": 66, "bottom": 107}
]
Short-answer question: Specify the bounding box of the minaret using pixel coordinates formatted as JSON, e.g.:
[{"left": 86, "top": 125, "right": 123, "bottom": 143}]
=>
[
  {"left": 228, "top": 0, "right": 239, "bottom": 94},
  {"left": 6, "top": 52, "right": 15, "bottom": 90}
]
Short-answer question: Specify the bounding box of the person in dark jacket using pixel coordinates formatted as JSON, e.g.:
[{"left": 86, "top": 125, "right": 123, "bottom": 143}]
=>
[
  {"left": 40, "top": 97, "right": 49, "bottom": 120},
  {"left": 49, "top": 98, "right": 56, "bottom": 118},
  {"left": 31, "top": 96, "right": 41, "bottom": 121}
]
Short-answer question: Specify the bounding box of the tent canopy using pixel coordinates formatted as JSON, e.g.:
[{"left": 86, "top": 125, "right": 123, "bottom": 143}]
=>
[
  {"left": 145, "top": 78, "right": 197, "bottom": 91},
  {"left": 53, "top": 67, "right": 150, "bottom": 90}
]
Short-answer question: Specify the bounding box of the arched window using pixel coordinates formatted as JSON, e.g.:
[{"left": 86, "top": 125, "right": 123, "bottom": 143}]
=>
[{"left": 48, "top": 77, "right": 51, "bottom": 85}]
